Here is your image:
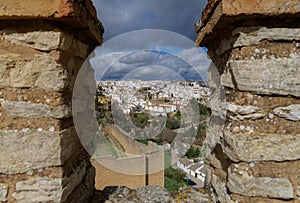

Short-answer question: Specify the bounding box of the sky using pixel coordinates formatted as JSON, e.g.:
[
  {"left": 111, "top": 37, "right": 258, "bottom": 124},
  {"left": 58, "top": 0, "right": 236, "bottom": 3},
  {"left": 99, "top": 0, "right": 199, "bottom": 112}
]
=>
[{"left": 89, "top": 0, "right": 210, "bottom": 81}]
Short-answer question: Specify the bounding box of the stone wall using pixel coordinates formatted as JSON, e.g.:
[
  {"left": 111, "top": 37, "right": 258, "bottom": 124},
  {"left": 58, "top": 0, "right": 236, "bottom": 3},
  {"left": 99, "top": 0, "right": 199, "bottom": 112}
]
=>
[
  {"left": 92, "top": 156, "right": 147, "bottom": 190},
  {"left": 0, "top": 1, "right": 103, "bottom": 202},
  {"left": 93, "top": 125, "right": 164, "bottom": 190},
  {"left": 197, "top": 0, "right": 300, "bottom": 202}
]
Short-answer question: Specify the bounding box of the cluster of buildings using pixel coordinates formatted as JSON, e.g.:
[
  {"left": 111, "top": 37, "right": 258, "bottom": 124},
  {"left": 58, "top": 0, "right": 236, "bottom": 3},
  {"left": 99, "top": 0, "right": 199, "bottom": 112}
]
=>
[{"left": 96, "top": 80, "right": 210, "bottom": 114}]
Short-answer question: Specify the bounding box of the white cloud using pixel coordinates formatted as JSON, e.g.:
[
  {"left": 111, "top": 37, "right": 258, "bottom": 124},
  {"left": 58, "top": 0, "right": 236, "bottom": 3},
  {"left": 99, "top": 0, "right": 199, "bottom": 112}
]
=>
[{"left": 91, "top": 46, "right": 210, "bottom": 81}]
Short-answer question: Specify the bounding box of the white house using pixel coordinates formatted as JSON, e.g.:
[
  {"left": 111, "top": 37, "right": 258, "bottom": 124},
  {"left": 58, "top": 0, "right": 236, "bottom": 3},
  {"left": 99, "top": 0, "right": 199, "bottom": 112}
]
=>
[
  {"left": 177, "top": 157, "right": 193, "bottom": 174},
  {"left": 177, "top": 157, "right": 207, "bottom": 183},
  {"left": 188, "top": 162, "right": 206, "bottom": 182},
  {"left": 195, "top": 166, "right": 207, "bottom": 182}
]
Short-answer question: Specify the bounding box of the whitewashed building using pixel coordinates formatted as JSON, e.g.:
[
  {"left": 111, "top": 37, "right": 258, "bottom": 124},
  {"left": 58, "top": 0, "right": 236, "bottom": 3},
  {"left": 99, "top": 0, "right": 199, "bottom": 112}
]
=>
[
  {"left": 188, "top": 162, "right": 206, "bottom": 182},
  {"left": 177, "top": 157, "right": 206, "bottom": 182},
  {"left": 177, "top": 157, "right": 193, "bottom": 174}
]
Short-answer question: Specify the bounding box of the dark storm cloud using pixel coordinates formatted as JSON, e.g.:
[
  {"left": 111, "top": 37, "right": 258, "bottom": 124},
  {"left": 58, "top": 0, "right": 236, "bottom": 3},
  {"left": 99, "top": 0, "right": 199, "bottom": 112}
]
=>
[{"left": 92, "top": 0, "right": 207, "bottom": 41}]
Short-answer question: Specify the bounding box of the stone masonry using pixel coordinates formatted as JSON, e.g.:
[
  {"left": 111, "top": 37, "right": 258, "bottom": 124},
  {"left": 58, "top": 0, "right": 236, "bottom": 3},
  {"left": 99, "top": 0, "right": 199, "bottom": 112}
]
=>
[
  {"left": 0, "top": 1, "right": 103, "bottom": 202},
  {"left": 197, "top": 0, "right": 300, "bottom": 202}
]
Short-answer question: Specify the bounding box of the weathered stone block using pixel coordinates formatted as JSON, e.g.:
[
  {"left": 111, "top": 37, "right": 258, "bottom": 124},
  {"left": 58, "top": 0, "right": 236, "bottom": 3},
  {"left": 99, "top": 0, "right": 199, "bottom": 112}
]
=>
[
  {"left": 0, "top": 183, "right": 8, "bottom": 202},
  {"left": 223, "top": 129, "right": 300, "bottom": 162},
  {"left": 16, "top": 177, "right": 62, "bottom": 191},
  {"left": 2, "top": 31, "right": 90, "bottom": 58},
  {"left": 196, "top": 0, "right": 300, "bottom": 46},
  {"left": 0, "top": 0, "right": 104, "bottom": 45},
  {"left": 136, "top": 186, "right": 170, "bottom": 203},
  {"left": 221, "top": 58, "right": 300, "bottom": 97},
  {"left": 227, "top": 168, "right": 294, "bottom": 199},
  {"left": 217, "top": 27, "right": 300, "bottom": 55},
  {"left": 0, "top": 53, "right": 67, "bottom": 91},
  {"left": 211, "top": 175, "right": 234, "bottom": 203},
  {"left": 3, "top": 31, "right": 62, "bottom": 51},
  {"left": 12, "top": 159, "right": 87, "bottom": 203},
  {"left": 12, "top": 190, "right": 61, "bottom": 203},
  {"left": 222, "top": 0, "right": 300, "bottom": 16},
  {"left": 227, "top": 103, "right": 265, "bottom": 120},
  {"left": 13, "top": 178, "right": 63, "bottom": 203},
  {"left": 2, "top": 100, "right": 71, "bottom": 119},
  {"left": 273, "top": 104, "right": 300, "bottom": 122},
  {"left": 0, "top": 128, "right": 76, "bottom": 174}
]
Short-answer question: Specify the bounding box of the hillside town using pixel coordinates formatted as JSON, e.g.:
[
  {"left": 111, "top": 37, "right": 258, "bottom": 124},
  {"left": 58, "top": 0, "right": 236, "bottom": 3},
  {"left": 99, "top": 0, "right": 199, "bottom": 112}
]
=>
[
  {"left": 96, "top": 80, "right": 210, "bottom": 114},
  {"left": 94, "top": 80, "right": 211, "bottom": 189}
]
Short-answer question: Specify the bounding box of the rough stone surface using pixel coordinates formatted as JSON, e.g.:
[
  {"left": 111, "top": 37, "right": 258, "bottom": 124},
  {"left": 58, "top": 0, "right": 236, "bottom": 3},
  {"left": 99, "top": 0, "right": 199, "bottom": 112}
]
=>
[
  {"left": 217, "top": 27, "right": 300, "bottom": 55},
  {"left": 227, "top": 168, "right": 294, "bottom": 199},
  {"left": 0, "top": 183, "right": 8, "bottom": 202},
  {"left": 0, "top": 0, "right": 104, "bottom": 44},
  {"left": 2, "top": 100, "right": 71, "bottom": 119},
  {"left": 221, "top": 0, "right": 300, "bottom": 16},
  {"left": 211, "top": 175, "right": 234, "bottom": 203},
  {"left": 0, "top": 0, "right": 103, "bottom": 202},
  {"left": 221, "top": 58, "right": 300, "bottom": 97},
  {"left": 13, "top": 178, "right": 63, "bottom": 203},
  {"left": 202, "top": 63, "right": 226, "bottom": 156},
  {"left": 207, "top": 153, "right": 222, "bottom": 169},
  {"left": 61, "top": 159, "right": 87, "bottom": 202},
  {"left": 136, "top": 186, "right": 170, "bottom": 203},
  {"left": 98, "top": 186, "right": 210, "bottom": 203},
  {"left": 197, "top": 0, "right": 300, "bottom": 202},
  {"left": 2, "top": 30, "right": 90, "bottom": 59},
  {"left": 0, "top": 53, "right": 67, "bottom": 91},
  {"left": 107, "top": 186, "right": 136, "bottom": 203},
  {"left": 196, "top": 0, "right": 300, "bottom": 46},
  {"left": 0, "top": 128, "right": 75, "bottom": 174},
  {"left": 223, "top": 129, "right": 300, "bottom": 162},
  {"left": 227, "top": 103, "right": 265, "bottom": 120},
  {"left": 273, "top": 104, "right": 300, "bottom": 121},
  {"left": 12, "top": 160, "right": 87, "bottom": 203},
  {"left": 3, "top": 31, "right": 62, "bottom": 51},
  {"left": 73, "top": 167, "right": 95, "bottom": 203},
  {"left": 171, "top": 187, "right": 210, "bottom": 203}
]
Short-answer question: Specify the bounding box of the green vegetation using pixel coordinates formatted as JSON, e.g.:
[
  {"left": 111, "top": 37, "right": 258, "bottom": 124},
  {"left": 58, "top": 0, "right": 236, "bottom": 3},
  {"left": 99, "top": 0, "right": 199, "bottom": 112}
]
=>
[
  {"left": 164, "top": 152, "right": 187, "bottom": 191},
  {"left": 164, "top": 152, "right": 171, "bottom": 168},
  {"left": 164, "top": 167, "right": 187, "bottom": 191},
  {"left": 138, "top": 86, "right": 151, "bottom": 93},
  {"left": 194, "top": 103, "right": 210, "bottom": 145},
  {"left": 166, "top": 111, "right": 181, "bottom": 130},
  {"left": 136, "top": 139, "right": 148, "bottom": 146},
  {"left": 96, "top": 86, "right": 104, "bottom": 96},
  {"left": 185, "top": 146, "right": 201, "bottom": 159},
  {"left": 194, "top": 123, "right": 206, "bottom": 145},
  {"left": 130, "top": 112, "right": 150, "bottom": 128},
  {"left": 198, "top": 103, "right": 210, "bottom": 121}
]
